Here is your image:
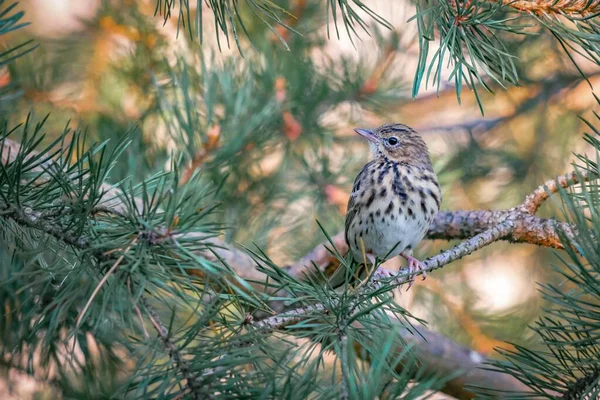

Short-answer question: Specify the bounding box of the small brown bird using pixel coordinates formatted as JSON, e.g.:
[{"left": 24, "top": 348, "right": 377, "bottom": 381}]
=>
[{"left": 330, "top": 123, "right": 441, "bottom": 288}]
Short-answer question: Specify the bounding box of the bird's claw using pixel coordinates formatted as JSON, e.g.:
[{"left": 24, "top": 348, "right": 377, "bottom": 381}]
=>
[
  {"left": 372, "top": 267, "right": 396, "bottom": 298},
  {"left": 404, "top": 256, "right": 426, "bottom": 291},
  {"left": 373, "top": 267, "right": 395, "bottom": 281}
]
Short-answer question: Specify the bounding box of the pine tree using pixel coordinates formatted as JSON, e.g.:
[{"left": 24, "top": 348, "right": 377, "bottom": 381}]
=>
[{"left": 1, "top": 0, "right": 600, "bottom": 399}]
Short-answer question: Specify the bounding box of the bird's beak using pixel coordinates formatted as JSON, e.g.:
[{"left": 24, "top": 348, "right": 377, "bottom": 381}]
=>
[{"left": 354, "top": 128, "right": 378, "bottom": 143}]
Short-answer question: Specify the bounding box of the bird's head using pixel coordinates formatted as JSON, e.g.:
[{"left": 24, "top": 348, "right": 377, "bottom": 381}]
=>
[{"left": 354, "top": 123, "right": 431, "bottom": 166}]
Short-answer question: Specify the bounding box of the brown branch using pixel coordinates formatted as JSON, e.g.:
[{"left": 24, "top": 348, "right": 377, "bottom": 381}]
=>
[
  {"left": 393, "top": 325, "right": 532, "bottom": 398},
  {"left": 275, "top": 77, "right": 303, "bottom": 141},
  {"left": 424, "top": 276, "right": 515, "bottom": 355},
  {"left": 499, "top": 0, "right": 600, "bottom": 15},
  {"left": 254, "top": 221, "right": 514, "bottom": 332},
  {"left": 359, "top": 35, "right": 398, "bottom": 96},
  {"left": 180, "top": 124, "right": 221, "bottom": 185},
  {"left": 521, "top": 171, "right": 581, "bottom": 214},
  {"left": 287, "top": 171, "right": 590, "bottom": 281},
  {"left": 285, "top": 209, "right": 572, "bottom": 281},
  {"left": 271, "top": 0, "right": 307, "bottom": 43}
]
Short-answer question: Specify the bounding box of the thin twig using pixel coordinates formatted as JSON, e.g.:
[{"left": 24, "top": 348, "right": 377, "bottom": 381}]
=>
[
  {"left": 77, "top": 238, "right": 138, "bottom": 328},
  {"left": 135, "top": 302, "right": 150, "bottom": 339},
  {"left": 498, "top": 0, "right": 600, "bottom": 15},
  {"left": 521, "top": 171, "right": 582, "bottom": 214},
  {"left": 128, "top": 277, "right": 150, "bottom": 340},
  {"left": 91, "top": 204, "right": 128, "bottom": 219}
]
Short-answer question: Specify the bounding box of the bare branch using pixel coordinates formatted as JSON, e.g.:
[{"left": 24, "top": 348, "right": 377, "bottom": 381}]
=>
[
  {"left": 77, "top": 238, "right": 138, "bottom": 328},
  {"left": 395, "top": 325, "right": 533, "bottom": 398},
  {"left": 254, "top": 222, "right": 514, "bottom": 332},
  {"left": 498, "top": 0, "right": 600, "bottom": 15},
  {"left": 253, "top": 303, "right": 328, "bottom": 331},
  {"left": 521, "top": 171, "right": 581, "bottom": 214}
]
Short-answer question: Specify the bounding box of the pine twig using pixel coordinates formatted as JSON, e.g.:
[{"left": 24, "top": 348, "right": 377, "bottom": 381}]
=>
[
  {"left": 253, "top": 303, "right": 328, "bottom": 331},
  {"left": 76, "top": 238, "right": 138, "bottom": 328},
  {"left": 129, "top": 277, "right": 150, "bottom": 340},
  {"left": 360, "top": 36, "right": 398, "bottom": 96},
  {"left": 521, "top": 171, "right": 582, "bottom": 213},
  {"left": 143, "top": 299, "right": 204, "bottom": 400},
  {"left": 271, "top": 0, "right": 307, "bottom": 43},
  {"left": 0, "top": 203, "right": 90, "bottom": 249}
]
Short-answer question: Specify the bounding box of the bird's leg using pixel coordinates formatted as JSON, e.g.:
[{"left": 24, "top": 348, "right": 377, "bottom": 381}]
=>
[{"left": 400, "top": 252, "right": 427, "bottom": 290}]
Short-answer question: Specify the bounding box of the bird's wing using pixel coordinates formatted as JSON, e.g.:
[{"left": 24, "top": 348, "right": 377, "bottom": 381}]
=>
[
  {"left": 344, "top": 161, "right": 373, "bottom": 247},
  {"left": 344, "top": 205, "right": 357, "bottom": 247}
]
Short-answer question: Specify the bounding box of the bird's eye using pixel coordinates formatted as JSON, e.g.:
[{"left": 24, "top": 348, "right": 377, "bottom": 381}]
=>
[{"left": 387, "top": 137, "right": 399, "bottom": 146}]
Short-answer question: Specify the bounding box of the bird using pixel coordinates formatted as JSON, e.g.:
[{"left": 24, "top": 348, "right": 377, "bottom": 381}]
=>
[{"left": 329, "top": 123, "right": 441, "bottom": 289}]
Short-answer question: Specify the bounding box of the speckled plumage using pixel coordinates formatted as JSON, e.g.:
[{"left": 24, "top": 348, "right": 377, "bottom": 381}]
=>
[{"left": 331, "top": 123, "right": 441, "bottom": 288}]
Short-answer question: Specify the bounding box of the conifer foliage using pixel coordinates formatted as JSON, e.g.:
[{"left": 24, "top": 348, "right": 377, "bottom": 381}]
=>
[{"left": 1, "top": 0, "right": 600, "bottom": 399}]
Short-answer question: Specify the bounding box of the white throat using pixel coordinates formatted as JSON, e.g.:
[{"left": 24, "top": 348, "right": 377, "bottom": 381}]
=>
[{"left": 369, "top": 142, "right": 379, "bottom": 158}]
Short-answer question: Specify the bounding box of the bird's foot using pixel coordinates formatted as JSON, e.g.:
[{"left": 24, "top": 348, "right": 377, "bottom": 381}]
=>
[
  {"left": 371, "top": 267, "right": 397, "bottom": 298},
  {"left": 372, "top": 266, "right": 395, "bottom": 281},
  {"left": 402, "top": 255, "right": 427, "bottom": 290}
]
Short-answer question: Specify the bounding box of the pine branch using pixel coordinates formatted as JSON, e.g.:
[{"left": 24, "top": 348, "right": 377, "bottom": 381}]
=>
[
  {"left": 0, "top": 136, "right": 590, "bottom": 399},
  {"left": 498, "top": 0, "right": 600, "bottom": 15},
  {"left": 201, "top": 168, "right": 590, "bottom": 283},
  {"left": 560, "top": 367, "right": 600, "bottom": 399},
  {"left": 521, "top": 171, "right": 582, "bottom": 213},
  {"left": 0, "top": 204, "right": 204, "bottom": 399},
  {"left": 193, "top": 188, "right": 581, "bottom": 285},
  {"left": 142, "top": 299, "right": 204, "bottom": 400},
  {"left": 339, "top": 333, "right": 350, "bottom": 400},
  {"left": 0, "top": 202, "right": 90, "bottom": 249},
  {"left": 0, "top": 140, "right": 206, "bottom": 399},
  {"left": 253, "top": 222, "right": 513, "bottom": 332}
]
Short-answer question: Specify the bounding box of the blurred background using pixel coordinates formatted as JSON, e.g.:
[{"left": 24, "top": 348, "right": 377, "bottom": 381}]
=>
[{"left": 2, "top": 0, "right": 599, "bottom": 397}]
